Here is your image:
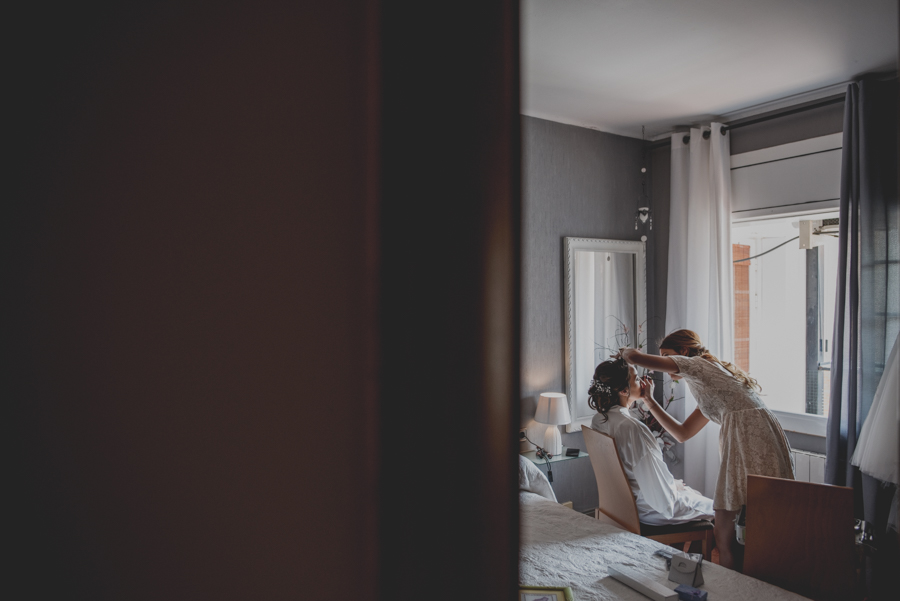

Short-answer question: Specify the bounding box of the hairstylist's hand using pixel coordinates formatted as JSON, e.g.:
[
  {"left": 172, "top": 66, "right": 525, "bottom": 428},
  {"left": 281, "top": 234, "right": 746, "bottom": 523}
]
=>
[
  {"left": 619, "top": 347, "right": 637, "bottom": 363},
  {"left": 639, "top": 375, "right": 655, "bottom": 403}
]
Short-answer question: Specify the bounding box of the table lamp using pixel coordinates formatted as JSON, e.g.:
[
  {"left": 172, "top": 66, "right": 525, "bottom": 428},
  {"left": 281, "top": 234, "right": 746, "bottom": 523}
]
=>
[{"left": 535, "top": 392, "right": 570, "bottom": 456}]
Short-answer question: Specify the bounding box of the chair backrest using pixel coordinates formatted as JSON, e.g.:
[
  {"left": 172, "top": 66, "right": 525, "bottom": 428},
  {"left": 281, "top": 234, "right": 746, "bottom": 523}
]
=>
[
  {"left": 743, "top": 475, "right": 855, "bottom": 601},
  {"left": 581, "top": 425, "right": 641, "bottom": 534}
]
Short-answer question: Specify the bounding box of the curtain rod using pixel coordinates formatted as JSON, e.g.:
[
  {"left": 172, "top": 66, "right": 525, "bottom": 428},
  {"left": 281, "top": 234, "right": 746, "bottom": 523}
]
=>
[
  {"left": 648, "top": 93, "right": 845, "bottom": 148},
  {"left": 722, "top": 94, "right": 845, "bottom": 133}
]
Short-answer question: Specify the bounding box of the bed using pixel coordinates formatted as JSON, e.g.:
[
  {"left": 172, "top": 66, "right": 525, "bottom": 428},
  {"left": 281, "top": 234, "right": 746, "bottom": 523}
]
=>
[{"left": 519, "top": 457, "right": 811, "bottom": 600}]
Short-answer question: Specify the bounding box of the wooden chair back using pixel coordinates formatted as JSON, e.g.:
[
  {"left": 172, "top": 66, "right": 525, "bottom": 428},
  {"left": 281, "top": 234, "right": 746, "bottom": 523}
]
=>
[
  {"left": 581, "top": 425, "right": 641, "bottom": 534},
  {"left": 743, "top": 475, "right": 855, "bottom": 601}
]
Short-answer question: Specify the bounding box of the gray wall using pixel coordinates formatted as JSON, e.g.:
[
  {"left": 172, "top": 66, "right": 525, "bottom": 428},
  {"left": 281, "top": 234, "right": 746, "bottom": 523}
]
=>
[
  {"left": 521, "top": 116, "right": 670, "bottom": 509},
  {"left": 649, "top": 143, "right": 672, "bottom": 357},
  {"left": 647, "top": 141, "right": 684, "bottom": 477}
]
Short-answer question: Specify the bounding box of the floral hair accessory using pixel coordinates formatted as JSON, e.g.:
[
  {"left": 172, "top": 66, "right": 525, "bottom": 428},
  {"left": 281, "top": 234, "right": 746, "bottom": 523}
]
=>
[{"left": 588, "top": 379, "right": 613, "bottom": 396}]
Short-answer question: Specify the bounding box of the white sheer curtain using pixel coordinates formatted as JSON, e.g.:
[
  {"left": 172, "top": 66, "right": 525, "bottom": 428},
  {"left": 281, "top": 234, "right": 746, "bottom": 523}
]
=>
[{"left": 665, "top": 124, "right": 734, "bottom": 499}]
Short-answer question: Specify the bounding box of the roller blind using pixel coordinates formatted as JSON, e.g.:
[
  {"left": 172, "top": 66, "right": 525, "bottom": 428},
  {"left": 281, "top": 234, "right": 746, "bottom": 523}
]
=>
[{"left": 731, "top": 132, "right": 842, "bottom": 221}]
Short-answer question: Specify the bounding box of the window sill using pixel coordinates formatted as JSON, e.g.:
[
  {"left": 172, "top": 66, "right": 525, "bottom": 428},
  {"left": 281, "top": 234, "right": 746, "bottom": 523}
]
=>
[{"left": 771, "top": 409, "right": 826, "bottom": 437}]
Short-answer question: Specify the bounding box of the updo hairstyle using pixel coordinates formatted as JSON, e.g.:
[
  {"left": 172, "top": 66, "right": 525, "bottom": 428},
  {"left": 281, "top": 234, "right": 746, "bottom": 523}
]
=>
[{"left": 588, "top": 357, "right": 630, "bottom": 423}]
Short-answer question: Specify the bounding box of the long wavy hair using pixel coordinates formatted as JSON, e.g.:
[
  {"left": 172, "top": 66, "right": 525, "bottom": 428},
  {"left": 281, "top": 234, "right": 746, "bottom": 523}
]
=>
[
  {"left": 660, "top": 329, "right": 761, "bottom": 391},
  {"left": 587, "top": 357, "right": 630, "bottom": 423}
]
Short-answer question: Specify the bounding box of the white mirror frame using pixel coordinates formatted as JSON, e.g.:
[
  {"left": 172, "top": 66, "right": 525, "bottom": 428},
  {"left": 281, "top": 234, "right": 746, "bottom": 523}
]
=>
[{"left": 563, "top": 237, "right": 647, "bottom": 433}]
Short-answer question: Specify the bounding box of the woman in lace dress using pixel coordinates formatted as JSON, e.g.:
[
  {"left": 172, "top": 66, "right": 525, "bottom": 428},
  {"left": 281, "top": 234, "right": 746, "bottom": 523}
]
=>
[{"left": 620, "top": 329, "right": 793, "bottom": 570}]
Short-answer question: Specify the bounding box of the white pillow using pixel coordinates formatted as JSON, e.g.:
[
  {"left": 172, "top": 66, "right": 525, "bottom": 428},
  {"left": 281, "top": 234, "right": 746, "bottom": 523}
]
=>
[{"left": 518, "top": 455, "right": 557, "bottom": 502}]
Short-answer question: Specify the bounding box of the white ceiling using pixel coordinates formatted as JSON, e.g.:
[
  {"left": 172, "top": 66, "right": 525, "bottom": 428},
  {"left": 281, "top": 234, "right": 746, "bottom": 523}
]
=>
[{"left": 522, "top": 0, "right": 898, "bottom": 139}]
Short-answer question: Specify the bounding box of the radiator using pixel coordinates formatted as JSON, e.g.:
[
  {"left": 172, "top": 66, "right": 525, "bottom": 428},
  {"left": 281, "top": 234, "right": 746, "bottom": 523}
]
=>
[{"left": 791, "top": 449, "right": 826, "bottom": 484}]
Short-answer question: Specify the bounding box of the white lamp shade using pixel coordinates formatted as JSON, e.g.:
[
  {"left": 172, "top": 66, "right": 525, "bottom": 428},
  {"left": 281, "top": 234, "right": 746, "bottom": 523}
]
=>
[{"left": 535, "top": 393, "right": 570, "bottom": 425}]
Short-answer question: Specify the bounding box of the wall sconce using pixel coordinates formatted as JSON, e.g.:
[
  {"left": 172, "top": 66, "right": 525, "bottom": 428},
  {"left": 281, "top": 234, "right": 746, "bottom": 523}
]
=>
[
  {"left": 535, "top": 393, "right": 571, "bottom": 456},
  {"left": 635, "top": 207, "right": 652, "bottom": 230},
  {"left": 635, "top": 126, "right": 652, "bottom": 232}
]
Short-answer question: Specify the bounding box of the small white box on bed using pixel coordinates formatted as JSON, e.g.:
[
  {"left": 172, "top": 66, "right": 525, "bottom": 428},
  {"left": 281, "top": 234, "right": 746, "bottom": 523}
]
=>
[{"left": 609, "top": 564, "right": 678, "bottom": 601}]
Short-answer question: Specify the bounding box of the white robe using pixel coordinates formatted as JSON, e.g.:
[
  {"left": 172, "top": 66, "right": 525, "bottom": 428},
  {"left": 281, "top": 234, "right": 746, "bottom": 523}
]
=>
[{"left": 591, "top": 406, "right": 714, "bottom": 526}]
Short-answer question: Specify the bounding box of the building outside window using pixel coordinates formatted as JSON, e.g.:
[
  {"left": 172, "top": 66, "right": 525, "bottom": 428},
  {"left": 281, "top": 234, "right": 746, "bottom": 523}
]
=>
[{"left": 731, "top": 213, "right": 839, "bottom": 418}]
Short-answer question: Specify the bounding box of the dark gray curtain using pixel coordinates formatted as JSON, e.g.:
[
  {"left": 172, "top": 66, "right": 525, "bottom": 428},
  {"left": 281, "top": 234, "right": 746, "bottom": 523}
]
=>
[{"left": 826, "top": 77, "right": 899, "bottom": 599}]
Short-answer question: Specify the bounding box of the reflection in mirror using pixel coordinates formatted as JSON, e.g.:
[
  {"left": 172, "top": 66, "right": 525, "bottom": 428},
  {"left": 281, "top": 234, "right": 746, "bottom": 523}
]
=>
[{"left": 564, "top": 238, "right": 646, "bottom": 432}]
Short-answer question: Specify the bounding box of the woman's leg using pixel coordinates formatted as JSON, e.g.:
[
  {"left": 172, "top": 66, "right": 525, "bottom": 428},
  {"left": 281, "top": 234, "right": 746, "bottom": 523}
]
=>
[{"left": 714, "top": 509, "right": 740, "bottom": 570}]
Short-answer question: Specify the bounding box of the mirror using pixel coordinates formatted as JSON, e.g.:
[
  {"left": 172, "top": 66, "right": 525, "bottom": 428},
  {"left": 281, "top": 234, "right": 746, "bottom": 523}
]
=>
[{"left": 564, "top": 237, "right": 647, "bottom": 431}]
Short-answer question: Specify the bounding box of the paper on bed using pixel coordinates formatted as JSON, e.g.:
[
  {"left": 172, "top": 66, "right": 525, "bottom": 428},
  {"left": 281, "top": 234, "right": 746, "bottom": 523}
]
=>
[{"left": 519, "top": 455, "right": 557, "bottom": 501}]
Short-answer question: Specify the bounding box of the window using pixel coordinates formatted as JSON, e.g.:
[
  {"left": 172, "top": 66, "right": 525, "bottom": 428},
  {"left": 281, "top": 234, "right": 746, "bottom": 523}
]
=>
[{"left": 731, "top": 213, "right": 839, "bottom": 432}]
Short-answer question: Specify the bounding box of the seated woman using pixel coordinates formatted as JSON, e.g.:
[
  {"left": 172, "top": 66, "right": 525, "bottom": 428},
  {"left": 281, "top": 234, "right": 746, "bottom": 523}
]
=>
[{"left": 589, "top": 357, "right": 714, "bottom": 526}]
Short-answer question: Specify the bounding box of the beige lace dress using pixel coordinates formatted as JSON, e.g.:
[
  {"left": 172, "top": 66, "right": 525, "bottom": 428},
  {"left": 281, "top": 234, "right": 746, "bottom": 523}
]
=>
[{"left": 670, "top": 355, "right": 794, "bottom": 511}]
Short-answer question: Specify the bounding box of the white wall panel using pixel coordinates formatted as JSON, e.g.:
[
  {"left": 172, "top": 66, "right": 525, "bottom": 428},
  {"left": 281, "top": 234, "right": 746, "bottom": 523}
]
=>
[
  {"left": 790, "top": 449, "right": 826, "bottom": 484},
  {"left": 794, "top": 451, "right": 810, "bottom": 482},
  {"left": 809, "top": 454, "right": 826, "bottom": 485}
]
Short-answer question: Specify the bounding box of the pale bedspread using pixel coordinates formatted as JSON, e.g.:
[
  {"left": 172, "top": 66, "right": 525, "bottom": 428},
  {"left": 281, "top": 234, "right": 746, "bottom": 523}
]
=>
[{"left": 519, "top": 491, "right": 811, "bottom": 600}]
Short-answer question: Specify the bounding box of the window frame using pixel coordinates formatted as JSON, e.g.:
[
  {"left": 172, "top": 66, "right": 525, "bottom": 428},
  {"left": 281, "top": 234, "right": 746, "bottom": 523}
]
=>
[
  {"left": 730, "top": 136, "right": 842, "bottom": 439},
  {"left": 771, "top": 409, "right": 826, "bottom": 437},
  {"left": 731, "top": 217, "right": 835, "bottom": 436}
]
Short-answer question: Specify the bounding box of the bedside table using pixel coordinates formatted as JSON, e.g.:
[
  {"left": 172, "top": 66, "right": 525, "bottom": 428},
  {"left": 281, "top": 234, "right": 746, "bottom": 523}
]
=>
[{"left": 521, "top": 448, "right": 592, "bottom": 513}]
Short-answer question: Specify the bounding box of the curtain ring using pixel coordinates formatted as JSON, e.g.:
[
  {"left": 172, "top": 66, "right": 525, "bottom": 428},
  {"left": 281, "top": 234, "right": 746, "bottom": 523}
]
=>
[
  {"left": 702, "top": 130, "right": 711, "bottom": 140},
  {"left": 682, "top": 135, "right": 690, "bottom": 144}
]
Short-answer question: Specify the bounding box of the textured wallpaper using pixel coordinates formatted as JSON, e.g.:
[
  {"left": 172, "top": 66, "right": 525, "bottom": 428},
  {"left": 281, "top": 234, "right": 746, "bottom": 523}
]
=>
[{"left": 520, "top": 117, "right": 675, "bottom": 494}]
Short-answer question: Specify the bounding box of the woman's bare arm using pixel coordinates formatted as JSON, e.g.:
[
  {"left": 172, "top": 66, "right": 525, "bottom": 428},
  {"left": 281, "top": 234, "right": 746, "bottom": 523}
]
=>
[
  {"left": 620, "top": 348, "right": 679, "bottom": 374},
  {"left": 637, "top": 374, "right": 708, "bottom": 443},
  {"left": 647, "top": 405, "right": 709, "bottom": 443}
]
